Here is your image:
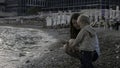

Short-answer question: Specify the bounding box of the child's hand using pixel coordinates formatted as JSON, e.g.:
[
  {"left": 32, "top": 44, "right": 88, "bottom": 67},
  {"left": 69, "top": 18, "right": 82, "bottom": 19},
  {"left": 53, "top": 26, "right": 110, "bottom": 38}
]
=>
[
  {"left": 68, "top": 39, "right": 74, "bottom": 45},
  {"left": 70, "top": 46, "right": 77, "bottom": 53}
]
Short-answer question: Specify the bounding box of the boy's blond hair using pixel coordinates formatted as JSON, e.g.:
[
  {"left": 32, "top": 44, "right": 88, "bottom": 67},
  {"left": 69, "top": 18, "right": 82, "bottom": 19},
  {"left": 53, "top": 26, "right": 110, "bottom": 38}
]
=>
[{"left": 77, "top": 15, "right": 90, "bottom": 25}]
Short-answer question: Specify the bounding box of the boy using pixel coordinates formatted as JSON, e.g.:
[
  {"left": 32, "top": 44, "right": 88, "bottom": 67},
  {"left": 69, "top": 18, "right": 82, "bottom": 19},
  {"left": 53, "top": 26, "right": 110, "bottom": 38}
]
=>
[{"left": 70, "top": 15, "right": 100, "bottom": 68}]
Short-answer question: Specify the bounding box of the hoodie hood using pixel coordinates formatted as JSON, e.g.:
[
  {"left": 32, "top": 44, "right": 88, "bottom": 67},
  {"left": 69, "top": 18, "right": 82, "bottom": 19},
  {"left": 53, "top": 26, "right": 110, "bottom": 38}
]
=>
[{"left": 84, "top": 25, "right": 96, "bottom": 37}]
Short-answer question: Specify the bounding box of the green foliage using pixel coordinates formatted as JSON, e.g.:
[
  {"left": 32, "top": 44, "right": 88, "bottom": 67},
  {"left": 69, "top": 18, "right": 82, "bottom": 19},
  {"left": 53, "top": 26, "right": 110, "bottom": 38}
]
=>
[{"left": 27, "top": 7, "right": 41, "bottom": 15}]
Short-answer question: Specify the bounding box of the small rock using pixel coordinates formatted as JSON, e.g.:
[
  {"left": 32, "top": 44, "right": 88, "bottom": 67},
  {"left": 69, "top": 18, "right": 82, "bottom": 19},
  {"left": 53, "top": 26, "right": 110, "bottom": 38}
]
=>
[
  {"left": 25, "top": 60, "right": 30, "bottom": 63},
  {"left": 116, "top": 56, "right": 119, "bottom": 59},
  {"left": 44, "top": 41, "right": 49, "bottom": 43},
  {"left": 115, "top": 50, "right": 119, "bottom": 53},
  {"left": 19, "top": 53, "right": 26, "bottom": 57},
  {"left": 50, "top": 49, "right": 53, "bottom": 51}
]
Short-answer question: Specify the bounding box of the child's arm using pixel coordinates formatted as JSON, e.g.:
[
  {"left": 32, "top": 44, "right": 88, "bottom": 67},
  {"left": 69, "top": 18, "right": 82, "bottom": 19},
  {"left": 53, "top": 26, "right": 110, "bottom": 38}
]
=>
[
  {"left": 71, "top": 29, "right": 87, "bottom": 47},
  {"left": 68, "top": 39, "right": 74, "bottom": 45}
]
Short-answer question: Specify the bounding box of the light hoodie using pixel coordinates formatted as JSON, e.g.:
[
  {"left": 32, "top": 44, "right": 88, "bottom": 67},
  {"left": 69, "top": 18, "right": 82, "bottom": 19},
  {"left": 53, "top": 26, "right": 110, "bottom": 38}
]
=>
[{"left": 72, "top": 25, "right": 100, "bottom": 56}]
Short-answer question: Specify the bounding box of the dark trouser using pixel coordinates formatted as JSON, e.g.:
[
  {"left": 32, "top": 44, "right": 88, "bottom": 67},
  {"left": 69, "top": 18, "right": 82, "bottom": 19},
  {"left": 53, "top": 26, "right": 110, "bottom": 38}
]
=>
[{"left": 80, "top": 50, "right": 98, "bottom": 68}]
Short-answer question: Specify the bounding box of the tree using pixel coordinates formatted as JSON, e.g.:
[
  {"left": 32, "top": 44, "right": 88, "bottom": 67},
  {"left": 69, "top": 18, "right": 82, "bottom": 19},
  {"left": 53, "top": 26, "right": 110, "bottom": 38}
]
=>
[{"left": 27, "top": 7, "right": 41, "bottom": 15}]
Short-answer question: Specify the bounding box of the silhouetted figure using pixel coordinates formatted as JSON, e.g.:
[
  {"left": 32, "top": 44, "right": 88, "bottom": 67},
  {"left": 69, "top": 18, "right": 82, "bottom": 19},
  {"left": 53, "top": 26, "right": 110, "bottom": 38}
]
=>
[
  {"left": 114, "top": 21, "right": 120, "bottom": 31},
  {"left": 70, "top": 13, "right": 81, "bottom": 39}
]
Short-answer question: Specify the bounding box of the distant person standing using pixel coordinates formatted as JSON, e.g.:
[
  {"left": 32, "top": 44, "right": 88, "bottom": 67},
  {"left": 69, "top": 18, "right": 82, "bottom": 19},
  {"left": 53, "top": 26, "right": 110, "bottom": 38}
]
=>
[{"left": 115, "top": 21, "right": 120, "bottom": 31}]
